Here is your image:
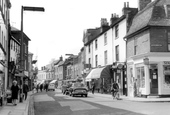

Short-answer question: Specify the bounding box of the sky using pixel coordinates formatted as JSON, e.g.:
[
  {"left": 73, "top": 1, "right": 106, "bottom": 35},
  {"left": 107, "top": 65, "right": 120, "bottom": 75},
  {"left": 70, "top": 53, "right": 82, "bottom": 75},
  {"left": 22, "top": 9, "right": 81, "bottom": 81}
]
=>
[{"left": 10, "top": 0, "right": 138, "bottom": 69}]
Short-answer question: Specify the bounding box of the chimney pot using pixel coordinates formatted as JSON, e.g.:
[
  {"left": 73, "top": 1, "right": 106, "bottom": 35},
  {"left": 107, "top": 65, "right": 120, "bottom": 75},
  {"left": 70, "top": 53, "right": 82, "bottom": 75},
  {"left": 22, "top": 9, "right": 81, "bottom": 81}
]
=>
[
  {"left": 124, "top": 2, "right": 126, "bottom": 8},
  {"left": 127, "top": 2, "right": 129, "bottom": 8}
]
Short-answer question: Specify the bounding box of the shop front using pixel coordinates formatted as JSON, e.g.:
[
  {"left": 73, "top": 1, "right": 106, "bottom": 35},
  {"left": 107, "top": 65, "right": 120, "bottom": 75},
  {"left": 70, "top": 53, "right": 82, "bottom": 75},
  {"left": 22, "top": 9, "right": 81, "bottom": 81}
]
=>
[{"left": 127, "top": 54, "right": 170, "bottom": 97}]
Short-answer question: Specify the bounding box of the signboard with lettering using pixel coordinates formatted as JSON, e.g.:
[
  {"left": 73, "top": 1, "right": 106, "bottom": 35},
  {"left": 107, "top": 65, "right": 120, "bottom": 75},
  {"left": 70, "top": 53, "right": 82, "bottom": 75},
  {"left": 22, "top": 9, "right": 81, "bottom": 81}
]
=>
[{"left": 164, "top": 61, "right": 170, "bottom": 65}]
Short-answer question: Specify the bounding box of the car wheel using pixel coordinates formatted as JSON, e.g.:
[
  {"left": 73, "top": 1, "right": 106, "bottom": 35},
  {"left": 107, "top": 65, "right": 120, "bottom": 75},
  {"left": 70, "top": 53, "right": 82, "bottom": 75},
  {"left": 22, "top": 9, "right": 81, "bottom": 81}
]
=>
[
  {"left": 72, "top": 94, "right": 74, "bottom": 97},
  {"left": 85, "top": 94, "right": 87, "bottom": 97}
]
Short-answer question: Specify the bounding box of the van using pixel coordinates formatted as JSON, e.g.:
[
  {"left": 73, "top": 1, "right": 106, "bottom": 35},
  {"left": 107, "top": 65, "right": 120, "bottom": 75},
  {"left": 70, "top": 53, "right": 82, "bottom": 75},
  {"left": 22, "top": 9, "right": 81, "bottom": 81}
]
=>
[{"left": 48, "top": 83, "right": 55, "bottom": 91}]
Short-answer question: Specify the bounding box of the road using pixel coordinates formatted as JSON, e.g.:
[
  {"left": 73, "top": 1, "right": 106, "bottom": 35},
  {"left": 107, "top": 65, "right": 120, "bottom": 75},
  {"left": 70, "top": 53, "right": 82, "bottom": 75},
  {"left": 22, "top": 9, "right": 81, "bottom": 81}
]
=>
[{"left": 33, "top": 89, "right": 170, "bottom": 115}]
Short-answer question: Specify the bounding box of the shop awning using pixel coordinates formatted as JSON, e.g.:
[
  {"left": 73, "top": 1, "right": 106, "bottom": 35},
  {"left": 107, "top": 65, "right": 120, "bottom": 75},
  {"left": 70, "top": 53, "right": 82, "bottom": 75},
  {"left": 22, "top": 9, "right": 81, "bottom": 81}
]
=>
[
  {"left": 85, "top": 67, "right": 105, "bottom": 81},
  {"left": 50, "top": 80, "right": 57, "bottom": 84},
  {"left": 100, "top": 65, "right": 112, "bottom": 79}
]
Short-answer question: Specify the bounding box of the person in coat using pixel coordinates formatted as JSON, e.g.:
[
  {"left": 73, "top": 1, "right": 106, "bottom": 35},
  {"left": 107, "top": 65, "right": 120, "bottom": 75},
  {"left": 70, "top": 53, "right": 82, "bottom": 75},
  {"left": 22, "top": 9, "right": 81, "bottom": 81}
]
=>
[
  {"left": 23, "top": 81, "right": 29, "bottom": 100},
  {"left": 40, "top": 84, "right": 43, "bottom": 92},
  {"left": 91, "top": 81, "right": 95, "bottom": 94},
  {"left": 11, "top": 80, "right": 20, "bottom": 106}
]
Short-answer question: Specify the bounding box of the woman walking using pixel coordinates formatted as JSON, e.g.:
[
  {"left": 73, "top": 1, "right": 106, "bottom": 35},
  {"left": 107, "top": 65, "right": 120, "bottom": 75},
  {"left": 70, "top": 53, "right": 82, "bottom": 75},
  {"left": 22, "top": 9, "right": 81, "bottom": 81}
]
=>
[{"left": 11, "top": 80, "right": 20, "bottom": 106}]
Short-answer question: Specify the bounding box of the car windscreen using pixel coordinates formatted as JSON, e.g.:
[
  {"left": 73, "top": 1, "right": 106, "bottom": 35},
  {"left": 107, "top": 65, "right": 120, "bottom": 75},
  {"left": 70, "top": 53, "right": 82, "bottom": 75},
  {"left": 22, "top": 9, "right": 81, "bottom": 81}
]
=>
[{"left": 73, "top": 83, "right": 85, "bottom": 87}]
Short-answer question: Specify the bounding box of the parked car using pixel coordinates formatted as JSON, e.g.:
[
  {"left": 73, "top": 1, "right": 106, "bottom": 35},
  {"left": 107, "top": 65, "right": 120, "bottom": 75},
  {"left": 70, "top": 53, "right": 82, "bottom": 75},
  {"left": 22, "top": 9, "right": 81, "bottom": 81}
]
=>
[
  {"left": 48, "top": 83, "right": 55, "bottom": 91},
  {"left": 68, "top": 82, "right": 88, "bottom": 97}
]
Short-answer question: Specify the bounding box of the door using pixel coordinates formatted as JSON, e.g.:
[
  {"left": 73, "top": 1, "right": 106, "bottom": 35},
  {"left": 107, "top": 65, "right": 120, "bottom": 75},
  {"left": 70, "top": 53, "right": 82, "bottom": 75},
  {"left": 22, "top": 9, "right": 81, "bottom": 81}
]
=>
[{"left": 150, "top": 68, "right": 158, "bottom": 94}]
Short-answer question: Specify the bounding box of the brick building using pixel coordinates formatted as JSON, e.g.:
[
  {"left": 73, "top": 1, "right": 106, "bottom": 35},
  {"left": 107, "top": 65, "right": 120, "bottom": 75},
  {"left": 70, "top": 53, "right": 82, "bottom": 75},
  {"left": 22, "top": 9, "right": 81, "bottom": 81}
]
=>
[{"left": 125, "top": 0, "right": 170, "bottom": 97}]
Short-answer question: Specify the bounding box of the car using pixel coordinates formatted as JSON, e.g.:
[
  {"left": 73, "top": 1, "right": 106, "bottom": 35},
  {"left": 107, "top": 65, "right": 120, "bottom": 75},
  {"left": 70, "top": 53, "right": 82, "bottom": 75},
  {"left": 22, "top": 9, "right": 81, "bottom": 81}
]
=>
[
  {"left": 68, "top": 82, "right": 88, "bottom": 97},
  {"left": 48, "top": 83, "right": 55, "bottom": 91}
]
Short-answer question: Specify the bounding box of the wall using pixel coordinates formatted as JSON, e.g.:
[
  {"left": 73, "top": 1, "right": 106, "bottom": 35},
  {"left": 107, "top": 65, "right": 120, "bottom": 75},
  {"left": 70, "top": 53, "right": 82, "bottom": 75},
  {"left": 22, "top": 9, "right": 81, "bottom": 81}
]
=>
[
  {"left": 150, "top": 27, "right": 168, "bottom": 52},
  {"left": 112, "top": 18, "right": 127, "bottom": 62},
  {"left": 127, "top": 30, "right": 150, "bottom": 58}
]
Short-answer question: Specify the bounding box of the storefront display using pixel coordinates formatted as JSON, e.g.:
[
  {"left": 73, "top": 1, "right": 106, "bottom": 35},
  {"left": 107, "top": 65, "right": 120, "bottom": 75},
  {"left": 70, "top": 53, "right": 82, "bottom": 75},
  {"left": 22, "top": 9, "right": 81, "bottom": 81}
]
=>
[{"left": 163, "top": 65, "right": 170, "bottom": 88}]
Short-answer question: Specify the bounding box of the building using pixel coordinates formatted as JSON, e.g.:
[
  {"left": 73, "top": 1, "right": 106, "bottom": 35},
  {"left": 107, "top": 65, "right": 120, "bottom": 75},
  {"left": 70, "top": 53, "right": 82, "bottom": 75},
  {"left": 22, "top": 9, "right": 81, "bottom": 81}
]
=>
[
  {"left": 10, "top": 27, "right": 31, "bottom": 93},
  {"left": 84, "top": 2, "right": 137, "bottom": 94},
  {"left": 37, "top": 69, "right": 47, "bottom": 81},
  {"left": 8, "top": 27, "right": 20, "bottom": 88},
  {"left": 125, "top": 0, "right": 170, "bottom": 97}
]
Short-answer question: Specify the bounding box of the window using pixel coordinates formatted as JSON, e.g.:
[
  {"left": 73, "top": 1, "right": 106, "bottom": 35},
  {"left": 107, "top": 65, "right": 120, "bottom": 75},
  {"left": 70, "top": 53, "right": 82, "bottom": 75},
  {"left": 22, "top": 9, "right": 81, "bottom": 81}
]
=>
[
  {"left": 1, "top": 32, "right": 4, "bottom": 45},
  {"left": 14, "top": 42, "right": 16, "bottom": 51},
  {"left": 104, "top": 33, "right": 107, "bottom": 45},
  {"left": 115, "top": 45, "right": 119, "bottom": 61},
  {"left": 134, "top": 38, "right": 137, "bottom": 55},
  {"left": 88, "top": 44, "right": 90, "bottom": 53},
  {"left": 163, "top": 65, "right": 170, "bottom": 85},
  {"left": 104, "top": 50, "right": 107, "bottom": 65},
  {"left": 10, "top": 40, "right": 12, "bottom": 49},
  {"left": 115, "top": 25, "right": 119, "bottom": 38},
  {"left": 88, "top": 58, "right": 91, "bottom": 65},
  {"left": 136, "top": 66, "right": 145, "bottom": 88},
  {"left": 167, "top": 5, "right": 170, "bottom": 18},
  {"left": 95, "top": 55, "right": 98, "bottom": 67},
  {"left": 95, "top": 39, "right": 97, "bottom": 50},
  {"left": 168, "top": 31, "right": 170, "bottom": 51}
]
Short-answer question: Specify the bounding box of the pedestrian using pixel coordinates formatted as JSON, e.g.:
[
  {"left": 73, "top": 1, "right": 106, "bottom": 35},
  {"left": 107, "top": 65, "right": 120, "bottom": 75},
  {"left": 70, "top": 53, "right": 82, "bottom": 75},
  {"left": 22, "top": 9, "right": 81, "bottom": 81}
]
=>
[
  {"left": 91, "top": 81, "right": 95, "bottom": 94},
  {"left": 44, "top": 82, "right": 49, "bottom": 92},
  {"left": 36, "top": 83, "right": 39, "bottom": 93},
  {"left": 40, "top": 83, "right": 43, "bottom": 92},
  {"left": 134, "top": 79, "right": 137, "bottom": 97},
  {"left": 23, "top": 81, "right": 29, "bottom": 100},
  {"left": 11, "top": 80, "right": 20, "bottom": 106}
]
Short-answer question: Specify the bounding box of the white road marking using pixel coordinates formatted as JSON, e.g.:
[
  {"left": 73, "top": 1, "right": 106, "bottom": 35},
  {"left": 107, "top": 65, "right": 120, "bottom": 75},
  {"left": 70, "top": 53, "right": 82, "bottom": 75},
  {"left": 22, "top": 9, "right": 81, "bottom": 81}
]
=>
[{"left": 59, "top": 101, "right": 99, "bottom": 111}]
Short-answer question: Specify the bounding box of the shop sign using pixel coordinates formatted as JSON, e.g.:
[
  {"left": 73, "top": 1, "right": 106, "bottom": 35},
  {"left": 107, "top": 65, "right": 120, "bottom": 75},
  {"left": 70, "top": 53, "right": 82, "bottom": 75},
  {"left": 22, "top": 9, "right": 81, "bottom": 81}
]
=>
[
  {"left": 117, "top": 64, "right": 123, "bottom": 69},
  {"left": 164, "top": 61, "right": 170, "bottom": 65},
  {"left": 24, "top": 71, "right": 28, "bottom": 76}
]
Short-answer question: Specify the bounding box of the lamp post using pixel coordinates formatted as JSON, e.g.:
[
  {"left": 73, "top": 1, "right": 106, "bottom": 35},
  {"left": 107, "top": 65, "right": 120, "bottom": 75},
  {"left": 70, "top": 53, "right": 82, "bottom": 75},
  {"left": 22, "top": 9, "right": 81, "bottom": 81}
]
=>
[{"left": 20, "top": 6, "right": 44, "bottom": 102}]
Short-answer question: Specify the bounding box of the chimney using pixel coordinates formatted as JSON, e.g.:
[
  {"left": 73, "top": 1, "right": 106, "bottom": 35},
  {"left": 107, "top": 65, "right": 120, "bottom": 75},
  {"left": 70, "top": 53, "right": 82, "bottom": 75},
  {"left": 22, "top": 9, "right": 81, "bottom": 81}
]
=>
[
  {"left": 110, "top": 13, "right": 119, "bottom": 25},
  {"left": 60, "top": 56, "right": 63, "bottom": 61},
  {"left": 138, "top": 0, "right": 151, "bottom": 11},
  {"left": 100, "top": 18, "right": 109, "bottom": 33}
]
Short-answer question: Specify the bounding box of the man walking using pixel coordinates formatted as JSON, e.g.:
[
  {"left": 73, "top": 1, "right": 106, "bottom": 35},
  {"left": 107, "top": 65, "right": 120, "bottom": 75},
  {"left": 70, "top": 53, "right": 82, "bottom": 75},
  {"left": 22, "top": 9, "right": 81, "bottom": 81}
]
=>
[
  {"left": 91, "top": 81, "right": 95, "bottom": 94},
  {"left": 23, "top": 81, "right": 29, "bottom": 100}
]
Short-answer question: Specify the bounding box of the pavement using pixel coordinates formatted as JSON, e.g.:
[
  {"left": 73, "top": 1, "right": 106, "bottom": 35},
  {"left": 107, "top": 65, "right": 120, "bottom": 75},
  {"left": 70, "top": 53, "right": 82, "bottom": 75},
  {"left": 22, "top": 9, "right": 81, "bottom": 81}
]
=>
[
  {"left": 1, "top": 89, "right": 170, "bottom": 115},
  {"left": 0, "top": 91, "right": 35, "bottom": 115}
]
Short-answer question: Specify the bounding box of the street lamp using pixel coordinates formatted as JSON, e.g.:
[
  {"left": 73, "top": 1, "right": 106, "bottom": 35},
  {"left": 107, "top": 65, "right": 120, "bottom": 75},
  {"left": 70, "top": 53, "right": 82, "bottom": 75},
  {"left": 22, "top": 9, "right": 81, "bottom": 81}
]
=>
[{"left": 20, "top": 6, "right": 45, "bottom": 102}]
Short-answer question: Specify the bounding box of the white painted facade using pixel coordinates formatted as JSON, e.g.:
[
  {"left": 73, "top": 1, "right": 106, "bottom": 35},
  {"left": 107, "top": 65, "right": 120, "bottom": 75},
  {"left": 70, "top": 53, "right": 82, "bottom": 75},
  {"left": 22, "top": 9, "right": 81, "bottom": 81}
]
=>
[
  {"left": 37, "top": 70, "right": 47, "bottom": 81},
  {"left": 90, "top": 18, "right": 127, "bottom": 67}
]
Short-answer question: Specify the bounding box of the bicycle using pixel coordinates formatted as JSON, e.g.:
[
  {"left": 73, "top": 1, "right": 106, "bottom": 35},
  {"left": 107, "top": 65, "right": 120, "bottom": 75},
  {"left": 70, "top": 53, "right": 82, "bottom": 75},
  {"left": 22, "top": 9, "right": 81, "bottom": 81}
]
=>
[{"left": 111, "top": 89, "right": 120, "bottom": 100}]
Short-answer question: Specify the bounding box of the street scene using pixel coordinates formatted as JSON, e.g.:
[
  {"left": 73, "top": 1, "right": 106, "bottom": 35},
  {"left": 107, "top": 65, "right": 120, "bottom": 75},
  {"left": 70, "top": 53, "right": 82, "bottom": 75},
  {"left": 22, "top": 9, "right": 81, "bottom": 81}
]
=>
[
  {"left": 0, "top": 0, "right": 170, "bottom": 115},
  {"left": 33, "top": 89, "right": 170, "bottom": 115}
]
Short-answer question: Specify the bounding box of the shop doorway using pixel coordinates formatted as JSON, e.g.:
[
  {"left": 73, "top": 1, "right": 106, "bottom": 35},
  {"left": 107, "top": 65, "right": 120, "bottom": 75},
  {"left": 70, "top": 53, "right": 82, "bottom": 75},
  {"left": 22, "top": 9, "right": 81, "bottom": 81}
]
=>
[{"left": 150, "top": 68, "right": 158, "bottom": 94}]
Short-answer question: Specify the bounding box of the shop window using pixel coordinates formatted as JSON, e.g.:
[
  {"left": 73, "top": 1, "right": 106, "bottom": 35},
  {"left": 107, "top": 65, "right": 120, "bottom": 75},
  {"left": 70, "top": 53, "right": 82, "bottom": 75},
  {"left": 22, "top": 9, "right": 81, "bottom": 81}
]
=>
[
  {"left": 163, "top": 65, "right": 170, "bottom": 85},
  {"left": 136, "top": 66, "right": 145, "bottom": 88}
]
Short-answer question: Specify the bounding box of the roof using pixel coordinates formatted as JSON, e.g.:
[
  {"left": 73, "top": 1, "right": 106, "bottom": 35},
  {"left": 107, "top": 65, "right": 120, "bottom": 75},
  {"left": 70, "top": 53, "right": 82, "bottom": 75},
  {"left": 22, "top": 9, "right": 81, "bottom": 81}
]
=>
[
  {"left": 125, "top": 0, "right": 170, "bottom": 38},
  {"left": 58, "top": 61, "right": 64, "bottom": 67},
  {"left": 11, "top": 26, "right": 31, "bottom": 41}
]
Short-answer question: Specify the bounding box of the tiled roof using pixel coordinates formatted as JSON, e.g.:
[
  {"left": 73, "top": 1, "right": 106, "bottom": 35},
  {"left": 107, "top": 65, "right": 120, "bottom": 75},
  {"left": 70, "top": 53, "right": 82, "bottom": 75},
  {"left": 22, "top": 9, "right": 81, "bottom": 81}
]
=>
[
  {"left": 125, "top": 0, "right": 170, "bottom": 38},
  {"left": 58, "top": 61, "right": 64, "bottom": 66}
]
